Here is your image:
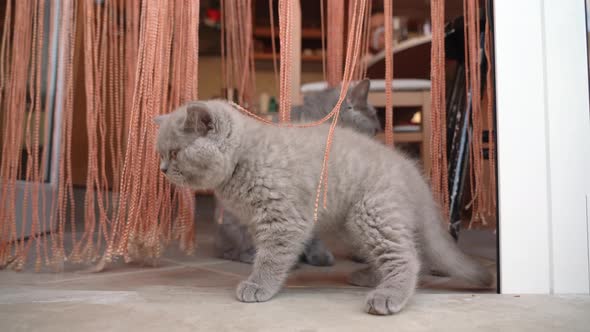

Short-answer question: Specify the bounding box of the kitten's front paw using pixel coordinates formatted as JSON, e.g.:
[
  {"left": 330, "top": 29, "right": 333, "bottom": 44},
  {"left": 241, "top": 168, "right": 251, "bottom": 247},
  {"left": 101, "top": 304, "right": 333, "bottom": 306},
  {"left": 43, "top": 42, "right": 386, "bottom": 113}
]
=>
[
  {"left": 365, "top": 289, "right": 407, "bottom": 315},
  {"left": 236, "top": 281, "right": 276, "bottom": 302}
]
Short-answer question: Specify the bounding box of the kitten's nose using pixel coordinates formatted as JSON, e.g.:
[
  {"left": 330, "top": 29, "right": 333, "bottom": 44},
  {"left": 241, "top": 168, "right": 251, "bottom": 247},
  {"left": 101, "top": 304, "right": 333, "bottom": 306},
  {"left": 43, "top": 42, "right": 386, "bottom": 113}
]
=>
[{"left": 160, "top": 160, "right": 169, "bottom": 174}]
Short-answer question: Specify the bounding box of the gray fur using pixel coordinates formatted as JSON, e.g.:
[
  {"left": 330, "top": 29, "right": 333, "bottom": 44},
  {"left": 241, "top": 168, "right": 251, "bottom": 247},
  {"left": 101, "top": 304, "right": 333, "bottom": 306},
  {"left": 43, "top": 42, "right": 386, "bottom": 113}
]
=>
[
  {"left": 292, "top": 79, "right": 380, "bottom": 136},
  {"left": 214, "top": 79, "right": 380, "bottom": 266},
  {"left": 155, "top": 99, "right": 492, "bottom": 315}
]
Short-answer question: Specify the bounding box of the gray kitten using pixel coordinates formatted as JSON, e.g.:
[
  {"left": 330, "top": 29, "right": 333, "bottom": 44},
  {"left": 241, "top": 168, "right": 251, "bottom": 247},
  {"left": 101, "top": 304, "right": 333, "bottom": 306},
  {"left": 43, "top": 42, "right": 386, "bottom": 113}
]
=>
[
  {"left": 214, "top": 79, "right": 380, "bottom": 266},
  {"left": 154, "top": 100, "right": 492, "bottom": 315},
  {"left": 291, "top": 79, "right": 380, "bottom": 136}
]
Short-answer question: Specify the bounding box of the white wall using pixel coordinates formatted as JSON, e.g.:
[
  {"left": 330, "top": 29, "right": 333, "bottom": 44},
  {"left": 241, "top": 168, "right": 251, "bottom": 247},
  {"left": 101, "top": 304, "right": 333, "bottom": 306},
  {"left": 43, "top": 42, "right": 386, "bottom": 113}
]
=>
[
  {"left": 542, "top": 0, "right": 590, "bottom": 294},
  {"left": 495, "top": 0, "right": 590, "bottom": 294}
]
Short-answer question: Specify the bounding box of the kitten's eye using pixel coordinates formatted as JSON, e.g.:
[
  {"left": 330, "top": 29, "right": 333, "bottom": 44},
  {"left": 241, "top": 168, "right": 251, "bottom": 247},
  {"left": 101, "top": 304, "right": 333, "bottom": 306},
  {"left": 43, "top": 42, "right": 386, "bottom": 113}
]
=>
[{"left": 170, "top": 149, "right": 179, "bottom": 160}]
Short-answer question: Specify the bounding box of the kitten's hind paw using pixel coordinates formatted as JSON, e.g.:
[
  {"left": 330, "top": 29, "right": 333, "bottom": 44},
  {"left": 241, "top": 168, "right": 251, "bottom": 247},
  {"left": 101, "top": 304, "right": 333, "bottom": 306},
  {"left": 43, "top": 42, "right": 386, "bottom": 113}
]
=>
[
  {"left": 236, "top": 281, "right": 277, "bottom": 302},
  {"left": 365, "top": 289, "right": 408, "bottom": 315}
]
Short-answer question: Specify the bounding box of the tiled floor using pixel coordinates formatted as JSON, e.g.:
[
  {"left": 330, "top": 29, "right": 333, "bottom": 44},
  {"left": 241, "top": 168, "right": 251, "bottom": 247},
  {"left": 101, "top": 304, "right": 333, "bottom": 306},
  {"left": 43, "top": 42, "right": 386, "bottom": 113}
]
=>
[{"left": 1, "top": 199, "right": 589, "bottom": 331}]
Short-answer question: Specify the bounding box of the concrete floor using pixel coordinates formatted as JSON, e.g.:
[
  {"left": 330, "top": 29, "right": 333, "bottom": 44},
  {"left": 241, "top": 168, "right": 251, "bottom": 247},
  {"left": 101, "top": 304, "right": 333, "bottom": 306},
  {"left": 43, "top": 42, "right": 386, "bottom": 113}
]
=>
[{"left": 1, "top": 199, "right": 589, "bottom": 331}]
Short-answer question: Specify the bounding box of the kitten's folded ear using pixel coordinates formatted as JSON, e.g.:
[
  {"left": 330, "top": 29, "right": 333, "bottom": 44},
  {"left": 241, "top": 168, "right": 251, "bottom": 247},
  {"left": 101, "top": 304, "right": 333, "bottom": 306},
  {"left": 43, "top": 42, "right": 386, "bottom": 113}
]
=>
[
  {"left": 348, "top": 79, "right": 371, "bottom": 105},
  {"left": 153, "top": 114, "right": 169, "bottom": 126},
  {"left": 184, "top": 102, "right": 213, "bottom": 135}
]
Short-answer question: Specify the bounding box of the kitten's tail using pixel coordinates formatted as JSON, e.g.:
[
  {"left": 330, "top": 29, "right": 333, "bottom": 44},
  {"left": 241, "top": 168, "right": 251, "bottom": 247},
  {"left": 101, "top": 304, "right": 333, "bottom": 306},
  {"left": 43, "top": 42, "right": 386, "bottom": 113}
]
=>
[{"left": 421, "top": 210, "right": 494, "bottom": 287}]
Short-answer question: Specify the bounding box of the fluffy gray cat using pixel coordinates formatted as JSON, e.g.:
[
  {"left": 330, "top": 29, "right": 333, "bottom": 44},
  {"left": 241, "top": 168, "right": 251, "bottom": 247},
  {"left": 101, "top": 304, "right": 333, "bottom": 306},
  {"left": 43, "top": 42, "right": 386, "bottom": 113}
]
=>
[
  {"left": 154, "top": 99, "right": 492, "bottom": 315},
  {"left": 214, "top": 79, "right": 380, "bottom": 266}
]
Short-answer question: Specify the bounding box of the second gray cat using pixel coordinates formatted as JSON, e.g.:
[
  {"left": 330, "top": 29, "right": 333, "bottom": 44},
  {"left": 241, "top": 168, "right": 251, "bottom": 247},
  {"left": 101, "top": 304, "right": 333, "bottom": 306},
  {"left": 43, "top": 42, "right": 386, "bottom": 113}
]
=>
[{"left": 214, "top": 79, "right": 380, "bottom": 266}]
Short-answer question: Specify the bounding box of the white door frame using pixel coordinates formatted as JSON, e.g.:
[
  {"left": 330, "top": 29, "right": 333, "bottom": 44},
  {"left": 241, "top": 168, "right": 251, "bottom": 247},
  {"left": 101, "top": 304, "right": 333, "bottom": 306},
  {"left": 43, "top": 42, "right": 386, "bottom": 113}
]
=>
[{"left": 495, "top": 0, "right": 590, "bottom": 294}]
